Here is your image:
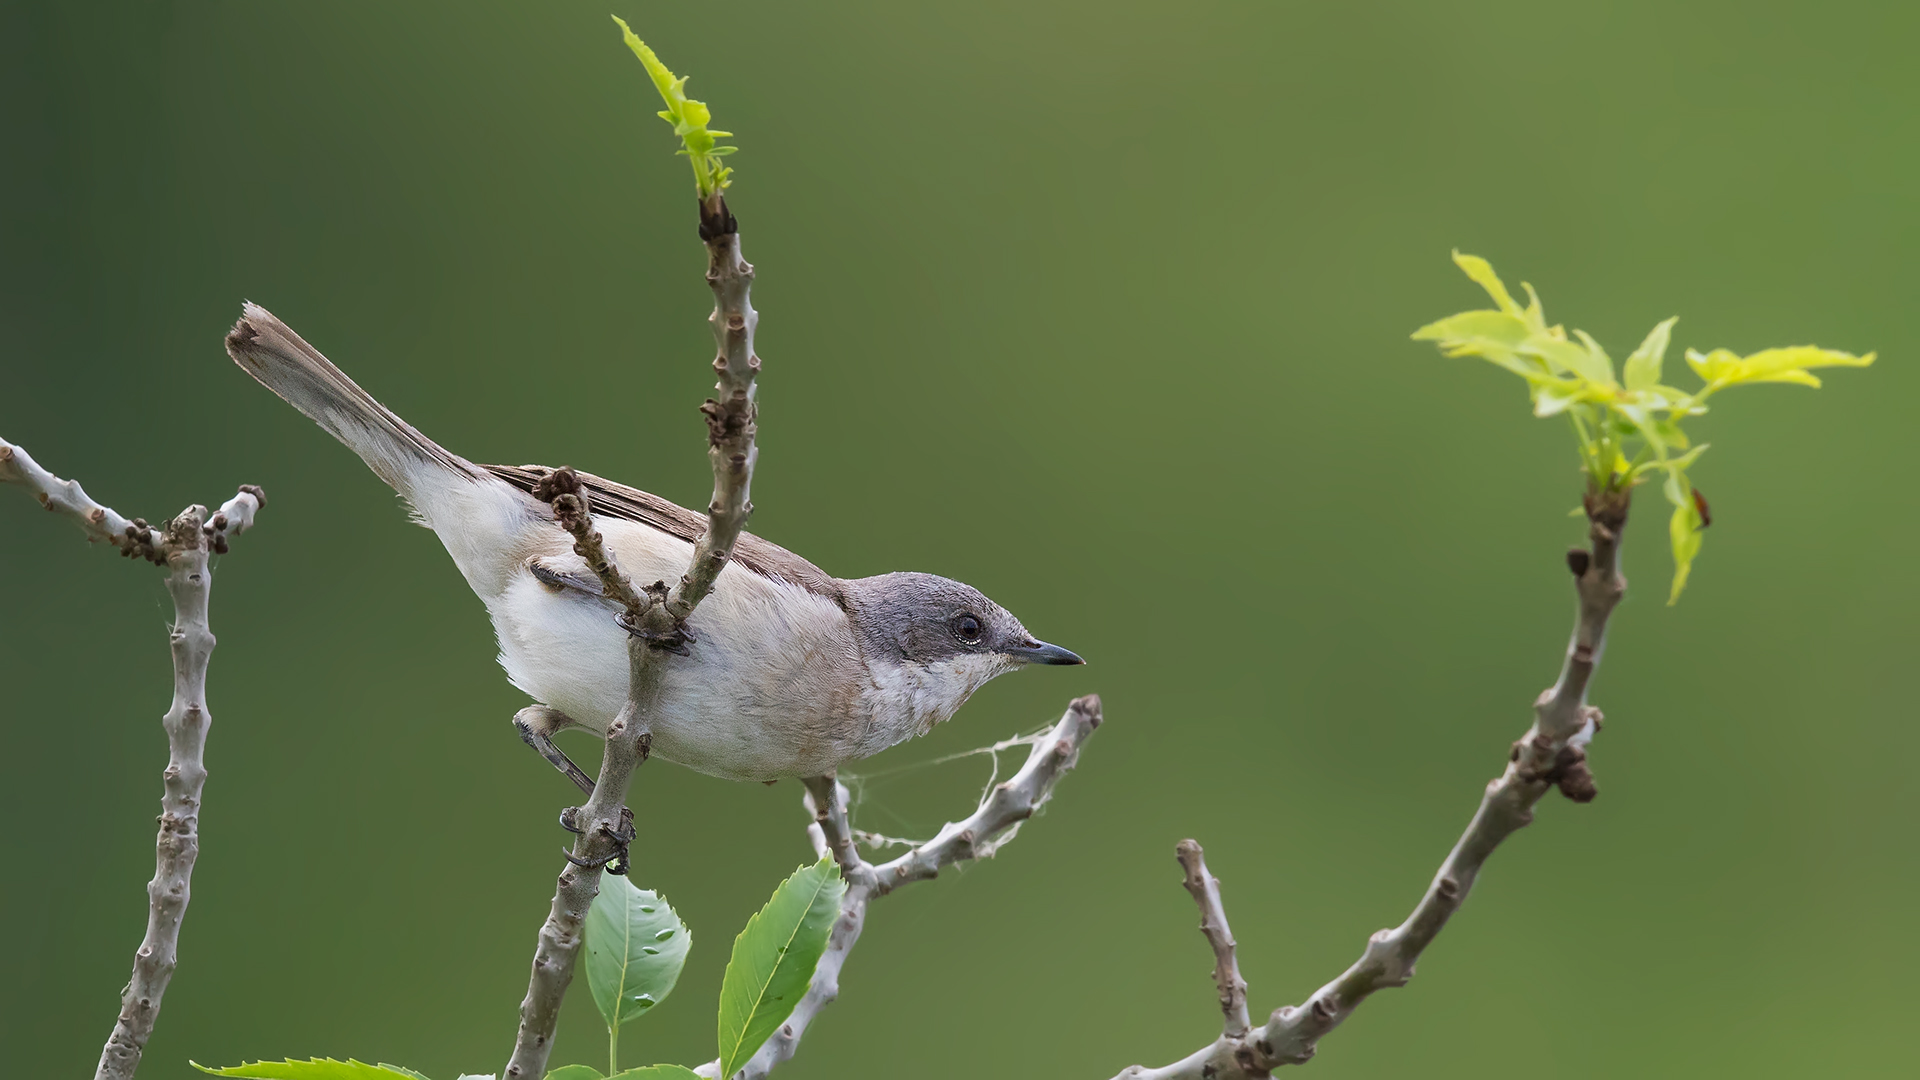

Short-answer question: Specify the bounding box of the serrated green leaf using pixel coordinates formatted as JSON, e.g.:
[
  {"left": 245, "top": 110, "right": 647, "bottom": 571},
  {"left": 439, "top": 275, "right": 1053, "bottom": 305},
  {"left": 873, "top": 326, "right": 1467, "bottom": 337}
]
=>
[
  {"left": 716, "top": 857, "right": 845, "bottom": 1078},
  {"left": 586, "top": 876, "right": 691, "bottom": 1031},
  {"left": 193, "top": 1060, "right": 426, "bottom": 1080},
  {"left": 606, "top": 1068, "right": 703, "bottom": 1080},
  {"left": 543, "top": 1068, "right": 604, "bottom": 1080}
]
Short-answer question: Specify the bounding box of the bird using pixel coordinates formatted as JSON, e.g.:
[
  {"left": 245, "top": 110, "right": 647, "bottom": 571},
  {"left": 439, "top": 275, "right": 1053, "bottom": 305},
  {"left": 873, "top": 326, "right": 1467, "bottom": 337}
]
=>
[{"left": 223, "top": 304, "right": 1082, "bottom": 788}]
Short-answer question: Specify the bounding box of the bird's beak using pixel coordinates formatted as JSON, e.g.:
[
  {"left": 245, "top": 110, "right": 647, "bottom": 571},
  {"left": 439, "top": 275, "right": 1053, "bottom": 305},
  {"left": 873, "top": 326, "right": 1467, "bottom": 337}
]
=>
[{"left": 1007, "top": 638, "right": 1085, "bottom": 665}]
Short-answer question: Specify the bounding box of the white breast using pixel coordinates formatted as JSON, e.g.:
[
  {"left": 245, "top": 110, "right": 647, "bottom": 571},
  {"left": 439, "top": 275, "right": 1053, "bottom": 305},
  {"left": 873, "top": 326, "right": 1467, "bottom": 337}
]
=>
[{"left": 487, "top": 518, "right": 869, "bottom": 781}]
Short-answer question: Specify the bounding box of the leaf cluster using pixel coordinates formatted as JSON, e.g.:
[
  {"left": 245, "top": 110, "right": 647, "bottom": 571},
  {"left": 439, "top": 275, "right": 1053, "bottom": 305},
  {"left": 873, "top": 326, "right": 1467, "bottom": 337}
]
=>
[
  {"left": 1413, "top": 252, "right": 1873, "bottom": 602},
  {"left": 195, "top": 857, "right": 845, "bottom": 1080},
  {"left": 612, "top": 17, "right": 735, "bottom": 199}
]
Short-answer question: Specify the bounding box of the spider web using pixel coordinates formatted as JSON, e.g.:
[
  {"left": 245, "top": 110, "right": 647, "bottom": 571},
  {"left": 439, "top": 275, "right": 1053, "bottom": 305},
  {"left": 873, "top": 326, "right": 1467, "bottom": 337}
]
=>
[{"left": 837, "top": 722, "right": 1056, "bottom": 852}]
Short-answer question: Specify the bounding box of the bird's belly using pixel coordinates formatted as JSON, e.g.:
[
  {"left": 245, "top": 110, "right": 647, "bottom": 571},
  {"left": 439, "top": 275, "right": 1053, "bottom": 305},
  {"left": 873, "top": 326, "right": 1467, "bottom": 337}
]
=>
[{"left": 488, "top": 570, "right": 866, "bottom": 782}]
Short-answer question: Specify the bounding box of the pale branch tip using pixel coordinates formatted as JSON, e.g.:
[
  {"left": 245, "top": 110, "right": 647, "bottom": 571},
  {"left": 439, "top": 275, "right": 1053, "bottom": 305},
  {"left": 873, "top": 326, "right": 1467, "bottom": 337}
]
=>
[
  {"left": 1111, "top": 499, "right": 1628, "bottom": 1079},
  {"left": 505, "top": 197, "right": 765, "bottom": 1079},
  {"left": 1175, "top": 840, "right": 1251, "bottom": 1040},
  {"left": 0, "top": 434, "right": 264, "bottom": 562},
  {"left": 690, "top": 694, "right": 1104, "bottom": 1080}
]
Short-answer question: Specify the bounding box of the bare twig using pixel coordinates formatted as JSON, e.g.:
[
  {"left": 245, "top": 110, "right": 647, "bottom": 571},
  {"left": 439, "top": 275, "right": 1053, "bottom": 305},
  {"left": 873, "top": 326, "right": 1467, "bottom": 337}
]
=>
[
  {"left": 1176, "top": 841, "right": 1250, "bottom": 1041},
  {"left": 665, "top": 195, "right": 759, "bottom": 630},
  {"left": 3, "top": 435, "right": 265, "bottom": 1080},
  {"left": 504, "top": 193, "right": 765, "bottom": 1078},
  {"left": 1113, "top": 493, "right": 1628, "bottom": 1079},
  {"left": 693, "top": 694, "right": 1104, "bottom": 1080}
]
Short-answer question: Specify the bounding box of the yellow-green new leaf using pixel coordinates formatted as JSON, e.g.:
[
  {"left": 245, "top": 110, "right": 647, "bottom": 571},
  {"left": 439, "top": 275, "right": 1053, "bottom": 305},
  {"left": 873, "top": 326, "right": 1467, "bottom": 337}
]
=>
[
  {"left": 193, "top": 1060, "right": 428, "bottom": 1080},
  {"left": 1663, "top": 469, "right": 1705, "bottom": 604},
  {"left": 612, "top": 16, "right": 736, "bottom": 197},
  {"left": 1623, "top": 317, "right": 1677, "bottom": 392},
  {"left": 1685, "top": 345, "right": 1874, "bottom": 391},
  {"left": 1451, "top": 251, "right": 1524, "bottom": 317}
]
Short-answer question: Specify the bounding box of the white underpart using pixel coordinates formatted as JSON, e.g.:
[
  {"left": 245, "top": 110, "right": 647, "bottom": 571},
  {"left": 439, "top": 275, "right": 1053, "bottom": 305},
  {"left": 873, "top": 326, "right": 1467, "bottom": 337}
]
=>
[
  {"left": 400, "top": 476, "right": 1013, "bottom": 782},
  {"left": 485, "top": 515, "right": 880, "bottom": 781}
]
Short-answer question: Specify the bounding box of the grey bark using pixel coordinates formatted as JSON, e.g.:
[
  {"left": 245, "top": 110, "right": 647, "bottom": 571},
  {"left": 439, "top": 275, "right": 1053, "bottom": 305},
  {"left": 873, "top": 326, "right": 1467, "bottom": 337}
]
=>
[
  {"left": 1111, "top": 493, "right": 1628, "bottom": 1079},
  {"left": 503, "top": 193, "right": 764, "bottom": 1078},
  {"left": 3, "top": 434, "right": 264, "bottom": 1080},
  {"left": 693, "top": 694, "right": 1105, "bottom": 1080}
]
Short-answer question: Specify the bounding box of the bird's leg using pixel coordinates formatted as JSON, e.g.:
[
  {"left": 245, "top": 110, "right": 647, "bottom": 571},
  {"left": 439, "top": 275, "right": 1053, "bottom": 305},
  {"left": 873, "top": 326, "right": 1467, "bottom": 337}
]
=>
[
  {"left": 513, "top": 705, "right": 597, "bottom": 797},
  {"left": 542, "top": 726, "right": 647, "bottom": 876}
]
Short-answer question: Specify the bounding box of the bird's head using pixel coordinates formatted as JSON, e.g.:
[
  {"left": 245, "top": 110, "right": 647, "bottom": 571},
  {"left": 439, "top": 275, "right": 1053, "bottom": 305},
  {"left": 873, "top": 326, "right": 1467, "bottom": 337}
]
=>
[{"left": 841, "top": 571, "right": 1082, "bottom": 729}]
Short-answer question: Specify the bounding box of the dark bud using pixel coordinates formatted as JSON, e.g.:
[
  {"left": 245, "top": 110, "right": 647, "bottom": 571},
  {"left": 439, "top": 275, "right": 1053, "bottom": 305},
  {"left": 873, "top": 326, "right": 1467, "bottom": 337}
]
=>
[
  {"left": 696, "top": 195, "right": 738, "bottom": 241},
  {"left": 1693, "top": 487, "right": 1712, "bottom": 529},
  {"left": 1557, "top": 761, "right": 1598, "bottom": 802},
  {"left": 1566, "top": 548, "right": 1591, "bottom": 577},
  {"left": 531, "top": 466, "right": 583, "bottom": 504}
]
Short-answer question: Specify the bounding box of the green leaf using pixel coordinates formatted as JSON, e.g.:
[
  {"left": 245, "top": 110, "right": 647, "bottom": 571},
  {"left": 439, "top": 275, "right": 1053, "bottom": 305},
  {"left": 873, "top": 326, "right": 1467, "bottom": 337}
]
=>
[
  {"left": 193, "top": 1061, "right": 427, "bottom": 1080},
  {"left": 1686, "top": 345, "right": 1874, "bottom": 391},
  {"left": 586, "top": 876, "right": 692, "bottom": 1031},
  {"left": 607, "top": 1069, "right": 703, "bottom": 1080},
  {"left": 544, "top": 1068, "right": 604, "bottom": 1080},
  {"left": 1663, "top": 468, "right": 1705, "bottom": 605},
  {"left": 716, "top": 857, "right": 845, "bottom": 1078},
  {"left": 1623, "top": 317, "right": 1677, "bottom": 392},
  {"left": 611, "top": 16, "right": 736, "bottom": 197},
  {"left": 1450, "top": 251, "right": 1523, "bottom": 316}
]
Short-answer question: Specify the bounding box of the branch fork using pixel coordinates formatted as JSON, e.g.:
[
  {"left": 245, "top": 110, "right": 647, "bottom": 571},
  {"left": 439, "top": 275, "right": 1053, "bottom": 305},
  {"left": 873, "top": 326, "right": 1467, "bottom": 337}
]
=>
[
  {"left": 4, "top": 434, "right": 266, "bottom": 1080},
  {"left": 688, "top": 694, "right": 1105, "bottom": 1080},
  {"left": 1113, "top": 494, "right": 1631, "bottom": 1079},
  {"left": 504, "top": 194, "right": 765, "bottom": 1079}
]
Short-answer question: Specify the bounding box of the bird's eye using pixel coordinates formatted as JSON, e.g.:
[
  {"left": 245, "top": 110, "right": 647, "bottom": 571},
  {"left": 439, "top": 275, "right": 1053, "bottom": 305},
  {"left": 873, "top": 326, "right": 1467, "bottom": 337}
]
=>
[{"left": 951, "top": 612, "right": 984, "bottom": 644}]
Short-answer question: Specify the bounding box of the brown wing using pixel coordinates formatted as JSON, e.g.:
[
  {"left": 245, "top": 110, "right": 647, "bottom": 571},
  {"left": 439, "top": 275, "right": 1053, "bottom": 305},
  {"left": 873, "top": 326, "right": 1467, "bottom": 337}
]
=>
[{"left": 484, "top": 463, "right": 843, "bottom": 599}]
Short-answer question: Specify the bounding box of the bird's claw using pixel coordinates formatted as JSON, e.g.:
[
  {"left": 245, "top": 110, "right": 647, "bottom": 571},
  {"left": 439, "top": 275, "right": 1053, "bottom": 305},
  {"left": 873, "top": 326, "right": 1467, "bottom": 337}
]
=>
[
  {"left": 614, "top": 609, "right": 696, "bottom": 655},
  {"left": 560, "top": 807, "right": 637, "bottom": 875}
]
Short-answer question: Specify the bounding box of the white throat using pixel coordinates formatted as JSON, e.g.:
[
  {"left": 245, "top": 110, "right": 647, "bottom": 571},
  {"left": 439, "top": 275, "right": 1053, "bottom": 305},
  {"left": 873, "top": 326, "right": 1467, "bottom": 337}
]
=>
[{"left": 858, "top": 653, "right": 1018, "bottom": 756}]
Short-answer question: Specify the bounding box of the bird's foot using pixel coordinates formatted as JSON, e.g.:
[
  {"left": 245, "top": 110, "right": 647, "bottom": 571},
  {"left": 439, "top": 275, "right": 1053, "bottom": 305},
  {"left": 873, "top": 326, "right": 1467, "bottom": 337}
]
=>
[
  {"left": 560, "top": 807, "right": 637, "bottom": 875},
  {"left": 615, "top": 581, "right": 696, "bottom": 655}
]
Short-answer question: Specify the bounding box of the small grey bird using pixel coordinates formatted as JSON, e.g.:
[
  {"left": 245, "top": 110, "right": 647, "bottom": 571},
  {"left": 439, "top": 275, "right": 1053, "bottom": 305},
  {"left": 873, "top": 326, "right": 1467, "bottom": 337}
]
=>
[{"left": 224, "top": 305, "right": 1081, "bottom": 786}]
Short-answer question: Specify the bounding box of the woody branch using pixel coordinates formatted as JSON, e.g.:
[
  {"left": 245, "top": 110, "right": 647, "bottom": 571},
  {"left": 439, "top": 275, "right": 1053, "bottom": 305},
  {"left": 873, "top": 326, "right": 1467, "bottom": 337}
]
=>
[
  {"left": 690, "top": 694, "right": 1105, "bottom": 1080},
  {"left": 2, "top": 435, "right": 265, "bottom": 1080},
  {"left": 1111, "top": 490, "right": 1628, "bottom": 1079},
  {"left": 504, "top": 192, "right": 763, "bottom": 1079}
]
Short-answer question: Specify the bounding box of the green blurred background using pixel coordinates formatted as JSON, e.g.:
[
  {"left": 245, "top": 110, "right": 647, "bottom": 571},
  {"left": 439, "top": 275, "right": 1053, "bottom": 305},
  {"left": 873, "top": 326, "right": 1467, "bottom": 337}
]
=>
[{"left": 3, "top": 1, "right": 1913, "bottom": 1076}]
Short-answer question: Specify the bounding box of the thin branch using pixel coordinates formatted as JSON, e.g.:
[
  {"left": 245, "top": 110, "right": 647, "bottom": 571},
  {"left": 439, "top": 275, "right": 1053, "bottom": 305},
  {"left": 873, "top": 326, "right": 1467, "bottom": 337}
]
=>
[
  {"left": 666, "top": 195, "right": 759, "bottom": 629},
  {"left": 503, "top": 193, "right": 765, "bottom": 1078},
  {"left": 1113, "top": 492, "right": 1629, "bottom": 1079},
  {"left": 4, "top": 435, "right": 266, "bottom": 1080},
  {"left": 1176, "top": 841, "right": 1250, "bottom": 1040},
  {"left": 693, "top": 694, "right": 1105, "bottom": 1080}
]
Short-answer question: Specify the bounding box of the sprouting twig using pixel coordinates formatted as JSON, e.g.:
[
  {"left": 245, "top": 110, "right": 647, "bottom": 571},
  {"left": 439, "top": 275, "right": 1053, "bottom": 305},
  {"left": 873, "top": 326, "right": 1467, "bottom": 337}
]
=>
[
  {"left": 690, "top": 695, "right": 1104, "bottom": 1080},
  {"left": 1111, "top": 494, "right": 1628, "bottom": 1078},
  {"left": 502, "top": 192, "right": 765, "bottom": 1078},
  {"left": 3, "top": 435, "right": 266, "bottom": 1080}
]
